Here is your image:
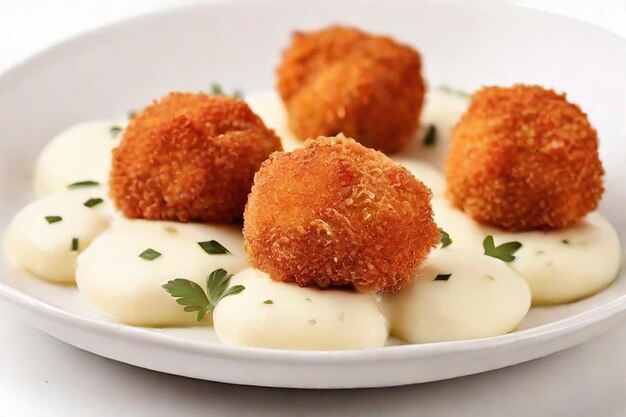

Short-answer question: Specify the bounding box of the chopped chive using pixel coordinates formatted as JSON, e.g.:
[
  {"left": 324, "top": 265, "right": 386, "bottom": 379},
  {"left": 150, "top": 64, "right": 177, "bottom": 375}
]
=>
[
  {"left": 45, "top": 216, "right": 62, "bottom": 224},
  {"left": 110, "top": 125, "right": 123, "bottom": 137},
  {"left": 210, "top": 83, "right": 224, "bottom": 96},
  {"left": 440, "top": 229, "right": 452, "bottom": 248},
  {"left": 198, "top": 240, "right": 230, "bottom": 255},
  {"left": 561, "top": 239, "right": 570, "bottom": 245},
  {"left": 308, "top": 319, "right": 317, "bottom": 326},
  {"left": 438, "top": 85, "right": 471, "bottom": 97},
  {"left": 128, "top": 110, "right": 137, "bottom": 119},
  {"left": 263, "top": 299, "right": 274, "bottom": 305},
  {"left": 67, "top": 180, "right": 99, "bottom": 190},
  {"left": 71, "top": 237, "right": 79, "bottom": 251},
  {"left": 83, "top": 198, "right": 104, "bottom": 208},
  {"left": 423, "top": 125, "right": 437, "bottom": 146},
  {"left": 163, "top": 225, "right": 178, "bottom": 234},
  {"left": 139, "top": 248, "right": 161, "bottom": 260},
  {"left": 233, "top": 89, "right": 244, "bottom": 99},
  {"left": 434, "top": 273, "right": 452, "bottom": 281}
]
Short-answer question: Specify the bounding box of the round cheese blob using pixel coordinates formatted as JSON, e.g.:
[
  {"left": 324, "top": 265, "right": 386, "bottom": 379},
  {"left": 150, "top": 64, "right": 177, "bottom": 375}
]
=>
[
  {"left": 432, "top": 198, "right": 622, "bottom": 305},
  {"left": 385, "top": 249, "right": 531, "bottom": 343},
  {"left": 76, "top": 219, "right": 248, "bottom": 326},
  {"left": 213, "top": 268, "right": 389, "bottom": 350},
  {"left": 34, "top": 120, "right": 126, "bottom": 195},
  {"left": 5, "top": 187, "right": 110, "bottom": 283}
]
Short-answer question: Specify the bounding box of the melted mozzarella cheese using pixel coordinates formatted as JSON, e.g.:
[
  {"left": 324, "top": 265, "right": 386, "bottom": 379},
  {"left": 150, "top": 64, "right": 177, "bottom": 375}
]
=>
[
  {"left": 34, "top": 120, "right": 126, "bottom": 195},
  {"left": 5, "top": 187, "right": 110, "bottom": 283},
  {"left": 385, "top": 249, "right": 531, "bottom": 343},
  {"left": 432, "top": 198, "right": 622, "bottom": 305},
  {"left": 76, "top": 219, "right": 248, "bottom": 326},
  {"left": 213, "top": 268, "right": 389, "bottom": 350}
]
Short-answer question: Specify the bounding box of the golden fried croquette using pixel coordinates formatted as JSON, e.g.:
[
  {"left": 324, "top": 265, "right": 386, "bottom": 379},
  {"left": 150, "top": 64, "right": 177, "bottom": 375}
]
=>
[
  {"left": 276, "top": 26, "right": 425, "bottom": 154},
  {"left": 110, "top": 93, "right": 282, "bottom": 223},
  {"left": 243, "top": 136, "right": 439, "bottom": 293},
  {"left": 446, "top": 84, "right": 604, "bottom": 231}
]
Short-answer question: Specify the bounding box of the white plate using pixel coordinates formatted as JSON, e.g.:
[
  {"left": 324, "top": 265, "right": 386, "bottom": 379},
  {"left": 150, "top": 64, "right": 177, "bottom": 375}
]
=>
[{"left": 1, "top": 0, "right": 625, "bottom": 389}]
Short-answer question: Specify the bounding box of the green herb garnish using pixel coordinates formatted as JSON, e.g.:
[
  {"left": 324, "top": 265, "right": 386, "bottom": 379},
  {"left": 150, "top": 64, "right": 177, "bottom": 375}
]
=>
[
  {"left": 483, "top": 235, "right": 522, "bottom": 262},
  {"left": 438, "top": 85, "right": 471, "bottom": 97},
  {"left": 71, "top": 237, "right": 79, "bottom": 251},
  {"left": 440, "top": 229, "right": 452, "bottom": 248},
  {"left": 162, "top": 268, "right": 245, "bottom": 321},
  {"left": 110, "top": 125, "right": 123, "bottom": 137},
  {"left": 84, "top": 198, "right": 104, "bottom": 208},
  {"left": 208, "top": 83, "right": 243, "bottom": 99},
  {"left": 45, "top": 216, "right": 62, "bottom": 224},
  {"left": 128, "top": 111, "right": 137, "bottom": 119},
  {"left": 198, "top": 240, "right": 230, "bottom": 255},
  {"left": 163, "top": 226, "right": 178, "bottom": 234},
  {"left": 561, "top": 239, "right": 570, "bottom": 245},
  {"left": 423, "top": 125, "right": 437, "bottom": 146},
  {"left": 434, "top": 273, "right": 452, "bottom": 281},
  {"left": 263, "top": 299, "right": 274, "bottom": 305},
  {"left": 139, "top": 248, "right": 161, "bottom": 260},
  {"left": 67, "top": 180, "right": 99, "bottom": 190}
]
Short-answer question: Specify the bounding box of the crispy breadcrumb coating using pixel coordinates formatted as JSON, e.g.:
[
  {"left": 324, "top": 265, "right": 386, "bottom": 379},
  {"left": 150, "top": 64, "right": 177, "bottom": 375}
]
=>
[
  {"left": 276, "top": 26, "right": 425, "bottom": 154},
  {"left": 243, "top": 136, "right": 439, "bottom": 293},
  {"left": 446, "top": 84, "right": 604, "bottom": 231},
  {"left": 110, "top": 93, "right": 282, "bottom": 223}
]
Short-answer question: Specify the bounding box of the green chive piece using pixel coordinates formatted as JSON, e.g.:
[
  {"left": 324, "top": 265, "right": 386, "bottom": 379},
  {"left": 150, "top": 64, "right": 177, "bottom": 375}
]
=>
[
  {"left": 45, "top": 216, "right": 62, "bottom": 224},
  {"left": 434, "top": 273, "right": 452, "bottom": 281},
  {"left": 561, "top": 239, "right": 570, "bottom": 245},
  {"left": 110, "top": 125, "right": 123, "bottom": 137},
  {"left": 198, "top": 240, "right": 230, "bottom": 255},
  {"left": 423, "top": 125, "right": 437, "bottom": 146},
  {"left": 84, "top": 198, "right": 104, "bottom": 208},
  {"left": 67, "top": 180, "right": 99, "bottom": 190},
  {"left": 139, "top": 248, "right": 161, "bottom": 261},
  {"left": 263, "top": 299, "right": 274, "bottom": 305},
  {"left": 440, "top": 229, "right": 452, "bottom": 248},
  {"left": 71, "top": 237, "right": 79, "bottom": 251}
]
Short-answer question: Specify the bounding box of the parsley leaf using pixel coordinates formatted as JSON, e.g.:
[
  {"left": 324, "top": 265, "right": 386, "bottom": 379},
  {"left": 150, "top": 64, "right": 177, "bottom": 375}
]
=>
[
  {"left": 440, "top": 229, "right": 452, "bottom": 248},
  {"left": 198, "top": 240, "right": 230, "bottom": 255},
  {"left": 423, "top": 125, "right": 437, "bottom": 146},
  {"left": 434, "top": 273, "right": 452, "bottom": 281},
  {"left": 162, "top": 268, "right": 245, "bottom": 321},
  {"left": 483, "top": 235, "right": 522, "bottom": 262}
]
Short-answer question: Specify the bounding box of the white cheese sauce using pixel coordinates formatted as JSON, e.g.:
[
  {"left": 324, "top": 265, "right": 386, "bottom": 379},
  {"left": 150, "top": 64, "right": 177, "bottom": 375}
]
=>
[
  {"left": 75, "top": 219, "right": 248, "bottom": 326},
  {"left": 5, "top": 187, "right": 110, "bottom": 283},
  {"left": 384, "top": 249, "right": 531, "bottom": 343},
  {"left": 432, "top": 198, "right": 622, "bottom": 305},
  {"left": 213, "top": 268, "right": 389, "bottom": 350},
  {"left": 34, "top": 120, "right": 127, "bottom": 195}
]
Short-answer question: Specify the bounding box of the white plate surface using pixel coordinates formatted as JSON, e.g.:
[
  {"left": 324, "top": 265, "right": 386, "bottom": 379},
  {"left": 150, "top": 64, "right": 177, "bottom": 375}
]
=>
[{"left": 0, "top": 0, "right": 625, "bottom": 388}]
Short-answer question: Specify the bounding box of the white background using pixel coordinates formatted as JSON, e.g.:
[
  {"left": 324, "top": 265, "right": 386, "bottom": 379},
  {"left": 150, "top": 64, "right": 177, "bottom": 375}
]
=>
[{"left": 1, "top": 1, "right": 625, "bottom": 416}]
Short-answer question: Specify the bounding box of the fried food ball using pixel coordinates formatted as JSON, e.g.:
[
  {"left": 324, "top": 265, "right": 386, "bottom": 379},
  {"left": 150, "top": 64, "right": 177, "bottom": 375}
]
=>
[
  {"left": 243, "top": 136, "right": 439, "bottom": 293},
  {"left": 276, "top": 26, "right": 425, "bottom": 154},
  {"left": 446, "top": 84, "right": 604, "bottom": 231},
  {"left": 110, "top": 93, "right": 282, "bottom": 223}
]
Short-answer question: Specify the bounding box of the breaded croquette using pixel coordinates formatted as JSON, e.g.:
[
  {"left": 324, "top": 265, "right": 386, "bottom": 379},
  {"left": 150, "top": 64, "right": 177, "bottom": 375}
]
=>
[
  {"left": 243, "top": 136, "right": 439, "bottom": 293},
  {"left": 276, "top": 26, "right": 425, "bottom": 154},
  {"left": 110, "top": 93, "right": 282, "bottom": 223},
  {"left": 446, "top": 84, "right": 604, "bottom": 231}
]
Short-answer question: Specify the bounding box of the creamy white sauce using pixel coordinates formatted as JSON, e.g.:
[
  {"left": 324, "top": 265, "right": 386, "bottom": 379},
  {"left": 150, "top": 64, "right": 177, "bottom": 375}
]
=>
[
  {"left": 213, "top": 268, "right": 389, "bottom": 350},
  {"left": 5, "top": 187, "right": 110, "bottom": 283},
  {"left": 34, "top": 120, "right": 127, "bottom": 195},
  {"left": 432, "top": 198, "right": 622, "bottom": 305},
  {"left": 385, "top": 249, "right": 531, "bottom": 343},
  {"left": 76, "top": 219, "right": 249, "bottom": 326}
]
